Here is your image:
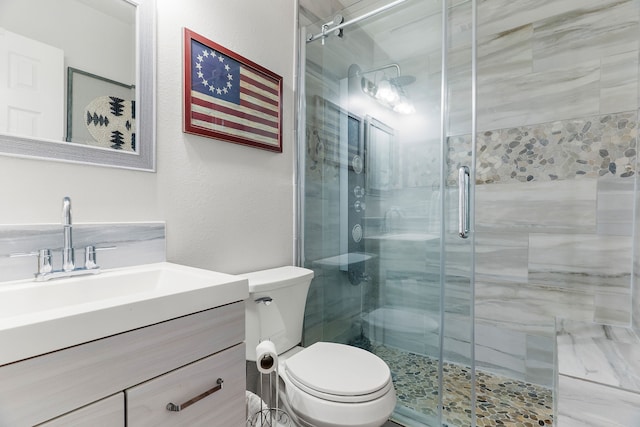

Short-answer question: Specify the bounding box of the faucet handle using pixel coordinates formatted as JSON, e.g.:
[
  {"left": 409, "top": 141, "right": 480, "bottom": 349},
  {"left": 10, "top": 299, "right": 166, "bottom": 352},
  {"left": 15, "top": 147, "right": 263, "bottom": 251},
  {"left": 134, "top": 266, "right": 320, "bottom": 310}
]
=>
[
  {"left": 10, "top": 249, "right": 53, "bottom": 275},
  {"left": 84, "top": 245, "right": 116, "bottom": 270}
]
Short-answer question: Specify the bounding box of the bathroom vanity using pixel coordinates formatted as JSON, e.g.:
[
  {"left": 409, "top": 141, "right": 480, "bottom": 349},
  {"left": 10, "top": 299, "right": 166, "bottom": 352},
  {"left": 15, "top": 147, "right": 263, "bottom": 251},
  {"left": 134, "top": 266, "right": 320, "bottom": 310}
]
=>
[{"left": 0, "top": 263, "right": 249, "bottom": 426}]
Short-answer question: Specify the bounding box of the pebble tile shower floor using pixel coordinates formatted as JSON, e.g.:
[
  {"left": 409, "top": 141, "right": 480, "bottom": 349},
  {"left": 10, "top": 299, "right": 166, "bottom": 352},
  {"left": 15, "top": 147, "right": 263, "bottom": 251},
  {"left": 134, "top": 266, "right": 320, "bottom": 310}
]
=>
[{"left": 373, "top": 345, "right": 554, "bottom": 427}]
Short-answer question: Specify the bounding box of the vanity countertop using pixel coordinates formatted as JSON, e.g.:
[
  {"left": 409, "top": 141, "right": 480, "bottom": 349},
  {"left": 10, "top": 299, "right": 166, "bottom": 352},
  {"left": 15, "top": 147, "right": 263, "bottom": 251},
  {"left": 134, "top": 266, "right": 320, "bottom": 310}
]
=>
[{"left": 0, "top": 262, "right": 248, "bottom": 366}]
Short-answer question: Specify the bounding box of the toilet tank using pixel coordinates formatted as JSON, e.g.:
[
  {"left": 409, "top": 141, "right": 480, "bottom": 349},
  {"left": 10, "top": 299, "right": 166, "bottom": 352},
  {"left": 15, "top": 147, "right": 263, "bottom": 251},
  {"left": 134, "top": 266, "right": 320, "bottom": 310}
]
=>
[{"left": 242, "top": 266, "right": 314, "bottom": 361}]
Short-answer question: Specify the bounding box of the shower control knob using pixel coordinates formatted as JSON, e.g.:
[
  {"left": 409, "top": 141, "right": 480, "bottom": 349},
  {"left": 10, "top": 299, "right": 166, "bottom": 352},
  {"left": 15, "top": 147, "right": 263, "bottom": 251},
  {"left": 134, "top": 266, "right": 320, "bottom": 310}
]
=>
[
  {"left": 352, "top": 224, "right": 363, "bottom": 243},
  {"left": 352, "top": 155, "right": 363, "bottom": 174}
]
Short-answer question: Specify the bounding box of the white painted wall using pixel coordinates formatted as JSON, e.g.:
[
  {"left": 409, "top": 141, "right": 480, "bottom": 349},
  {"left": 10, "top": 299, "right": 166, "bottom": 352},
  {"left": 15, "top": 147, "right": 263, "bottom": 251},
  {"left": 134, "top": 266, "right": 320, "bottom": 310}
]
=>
[
  {"left": 0, "top": 0, "right": 297, "bottom": 275},
  {"left": 155, "top": 0, "right": 297, "bottom": 273}
]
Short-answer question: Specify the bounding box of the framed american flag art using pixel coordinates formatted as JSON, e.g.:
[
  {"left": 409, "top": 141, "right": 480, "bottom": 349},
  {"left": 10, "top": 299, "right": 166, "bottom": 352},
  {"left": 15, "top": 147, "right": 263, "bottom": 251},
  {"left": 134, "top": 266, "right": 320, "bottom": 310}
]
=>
[{"left": 183, "top": 28, "right": 283, "bottom": 152}]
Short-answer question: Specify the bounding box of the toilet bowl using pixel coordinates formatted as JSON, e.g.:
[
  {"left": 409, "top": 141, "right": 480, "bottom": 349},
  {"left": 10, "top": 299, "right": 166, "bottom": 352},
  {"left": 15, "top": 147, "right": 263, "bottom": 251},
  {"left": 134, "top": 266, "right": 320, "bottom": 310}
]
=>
[
  {"left": 243, "top": 266, "right": 396, "bottom": 427},
  {"left": 278, "top": 343, "right": 396, "bottom": 427}
]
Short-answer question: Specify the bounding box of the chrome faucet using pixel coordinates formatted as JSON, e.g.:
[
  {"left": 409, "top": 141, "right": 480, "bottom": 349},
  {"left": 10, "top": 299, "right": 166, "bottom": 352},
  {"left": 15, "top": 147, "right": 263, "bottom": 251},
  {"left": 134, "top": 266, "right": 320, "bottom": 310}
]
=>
[
  {"left": 9, "top": 196, "right": 115, "bottom": 281},
  {"left": 61, "top": 196, "right": 74, "bottom": 272}
]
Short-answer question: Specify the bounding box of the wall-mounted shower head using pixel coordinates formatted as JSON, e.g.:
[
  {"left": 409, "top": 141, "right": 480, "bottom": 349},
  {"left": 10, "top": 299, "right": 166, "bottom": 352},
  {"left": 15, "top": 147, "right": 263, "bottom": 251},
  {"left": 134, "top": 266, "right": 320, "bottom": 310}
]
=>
[
  {"left": 350, "top": 63, "right": 416, "bottom": 114},
  {"left": 389, "top": 74, "right": 416, "bottom": 87},
  {"left": 352, "top": 63, "right": 415, "bottom": 86}
]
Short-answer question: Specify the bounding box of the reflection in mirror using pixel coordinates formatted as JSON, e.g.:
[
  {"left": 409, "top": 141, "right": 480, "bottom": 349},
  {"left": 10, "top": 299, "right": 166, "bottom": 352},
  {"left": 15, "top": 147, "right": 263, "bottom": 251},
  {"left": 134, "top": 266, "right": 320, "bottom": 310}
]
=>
[
  {"left": 365, "top": 116, "right": 394, "bottom": 193},
  {"left": 0, "top": 0, "right": 156, "bottom": 171}
]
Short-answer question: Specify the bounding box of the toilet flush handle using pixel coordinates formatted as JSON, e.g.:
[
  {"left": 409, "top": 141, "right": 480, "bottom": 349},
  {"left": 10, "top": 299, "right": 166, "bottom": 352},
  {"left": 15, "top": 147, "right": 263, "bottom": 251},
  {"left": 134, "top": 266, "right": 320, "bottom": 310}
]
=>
[{"left": 255, "top": 296, "right": 273, "bottom": 306}]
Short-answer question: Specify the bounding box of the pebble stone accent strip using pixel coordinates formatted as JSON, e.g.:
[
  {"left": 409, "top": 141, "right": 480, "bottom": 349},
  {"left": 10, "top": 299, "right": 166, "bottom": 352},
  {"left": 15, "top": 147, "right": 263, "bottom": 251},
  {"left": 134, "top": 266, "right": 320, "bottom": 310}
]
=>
[
  {"left": 373, "top": 345, "right": 553, "bottom": 427},
  {"left": 447, "top": 111, "right": 637, "bottom": 185}
]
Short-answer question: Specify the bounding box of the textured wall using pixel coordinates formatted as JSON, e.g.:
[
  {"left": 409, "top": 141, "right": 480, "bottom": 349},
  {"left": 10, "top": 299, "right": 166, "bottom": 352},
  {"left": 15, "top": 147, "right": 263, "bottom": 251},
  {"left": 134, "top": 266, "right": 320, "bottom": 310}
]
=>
[
  {"left": 155, "top": 0, "right": 297, "bottom": 274},
  {"left": 0, "top": 1, "right": 297, "bottom": 276}
]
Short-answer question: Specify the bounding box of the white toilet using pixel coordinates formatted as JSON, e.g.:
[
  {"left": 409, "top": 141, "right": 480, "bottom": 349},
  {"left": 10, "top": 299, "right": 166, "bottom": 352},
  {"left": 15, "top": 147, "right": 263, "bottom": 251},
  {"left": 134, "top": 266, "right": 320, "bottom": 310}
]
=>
[{"left": 243, "top": 266, "right": 396, "bottom": 427}]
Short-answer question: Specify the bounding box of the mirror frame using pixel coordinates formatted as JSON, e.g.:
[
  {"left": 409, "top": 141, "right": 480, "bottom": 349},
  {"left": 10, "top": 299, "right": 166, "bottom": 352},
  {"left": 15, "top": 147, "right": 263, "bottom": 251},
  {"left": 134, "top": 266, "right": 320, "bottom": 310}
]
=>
[{"left": 0, "top": 0, "right": 156, "bottom": 172}]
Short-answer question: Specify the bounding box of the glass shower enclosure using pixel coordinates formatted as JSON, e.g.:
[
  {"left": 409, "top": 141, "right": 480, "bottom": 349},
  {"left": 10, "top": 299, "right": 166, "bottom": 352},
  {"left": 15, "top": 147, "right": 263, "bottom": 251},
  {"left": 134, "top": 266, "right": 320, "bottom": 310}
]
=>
[{"left": 298, "top": 0, "right": 475, "bottom": 425}]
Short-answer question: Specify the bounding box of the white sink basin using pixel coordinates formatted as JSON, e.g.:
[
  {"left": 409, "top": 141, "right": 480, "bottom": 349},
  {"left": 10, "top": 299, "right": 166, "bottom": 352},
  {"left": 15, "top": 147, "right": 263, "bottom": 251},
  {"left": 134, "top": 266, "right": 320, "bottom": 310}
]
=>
[{"left": 0, "top": 262, "right": 248, "bottom": 366}]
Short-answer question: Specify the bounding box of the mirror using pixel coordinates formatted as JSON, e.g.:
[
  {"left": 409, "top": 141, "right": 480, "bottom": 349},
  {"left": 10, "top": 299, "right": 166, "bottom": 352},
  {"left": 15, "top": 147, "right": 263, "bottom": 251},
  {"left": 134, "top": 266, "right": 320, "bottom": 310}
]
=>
[
  {"left": 365, "top": 116, "right": 395, "bottom": 193},
  {"left": 0, "top": 0, "right": 156, "bottom": 171}
]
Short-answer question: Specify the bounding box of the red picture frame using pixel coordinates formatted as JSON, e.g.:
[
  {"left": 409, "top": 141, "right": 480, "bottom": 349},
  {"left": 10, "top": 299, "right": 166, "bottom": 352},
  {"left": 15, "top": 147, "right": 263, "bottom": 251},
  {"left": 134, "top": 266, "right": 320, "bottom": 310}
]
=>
[{"left": 183, "top": 28, "right": 283, "bottom": 152}]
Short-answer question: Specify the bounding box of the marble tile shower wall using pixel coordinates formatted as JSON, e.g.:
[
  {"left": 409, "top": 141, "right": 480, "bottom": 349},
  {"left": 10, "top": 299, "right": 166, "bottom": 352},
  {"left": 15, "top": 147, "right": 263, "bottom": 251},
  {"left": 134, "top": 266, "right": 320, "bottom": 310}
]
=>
[
  {"left": 443, "top": 0, "right": 640, "bottom": 386},
  {"left": 447, "top": 0, "right": 640, "bottom": 135}
]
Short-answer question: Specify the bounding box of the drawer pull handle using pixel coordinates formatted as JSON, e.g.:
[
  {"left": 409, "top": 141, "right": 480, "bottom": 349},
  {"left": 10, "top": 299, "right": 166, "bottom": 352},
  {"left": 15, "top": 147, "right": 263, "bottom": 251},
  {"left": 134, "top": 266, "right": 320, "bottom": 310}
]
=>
[{"left": 166, "top": 378, "right": 224, "bottom": 412}]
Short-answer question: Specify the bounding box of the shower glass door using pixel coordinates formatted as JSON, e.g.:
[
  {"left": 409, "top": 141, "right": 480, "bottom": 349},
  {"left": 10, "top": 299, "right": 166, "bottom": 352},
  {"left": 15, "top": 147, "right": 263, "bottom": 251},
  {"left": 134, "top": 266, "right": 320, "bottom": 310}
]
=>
[{"left": 298, "top": 0, "right": 475, "bottom": 426}]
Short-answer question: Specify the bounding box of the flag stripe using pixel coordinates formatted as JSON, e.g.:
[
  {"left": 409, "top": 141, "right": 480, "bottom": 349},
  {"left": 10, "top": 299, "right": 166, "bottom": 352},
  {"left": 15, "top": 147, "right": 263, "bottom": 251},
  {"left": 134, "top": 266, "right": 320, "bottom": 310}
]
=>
[
  {"left": 242, "top": 67, "right": 279, "bottom": 95},
  {"left": 192, "top": 110, "right": 278, "bottom": 139},
  {"left": 193, "top": 90, "right": 278, "bottom": 121},
  {"left": 192, "top": 94, "right": 278, "bottom": 129},
  {"left": 191, "top": 102, "right": 278, "bottom": 136},
  {"left": 238, "top": 92, "right": 279, "bottom": 116},
  {"left": 240, "top": 85, "right": 278, "bottom": 107},
  {"left": 191, "top": 91, "right": 279, "bottom": 146},
  {"left": 191, "top": 118, "right": 278, "bottom": 146},
  {"left": 240, "top": 98, "right": 279, "bottom": 118},
  {"left": 240, "top": 69, "right": 279, "bottom": 103},
  {"left": 191, "top": 115, "right": 278, "bottom": 145},
  {"left": 240, "top": 73, "right": 279, "bottom": 98}
]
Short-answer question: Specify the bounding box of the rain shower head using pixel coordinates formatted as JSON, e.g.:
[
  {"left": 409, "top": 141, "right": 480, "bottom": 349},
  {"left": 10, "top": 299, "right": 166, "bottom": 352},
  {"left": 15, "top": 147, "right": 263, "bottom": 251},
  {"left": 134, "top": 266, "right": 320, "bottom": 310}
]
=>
[
  {"left": 352, "top": 63, "right": 415, "bottom": 86},
  {"left": 351, "top": 63, "right": 416, "bottom": 114},
  {"left": 389, "top": 74, "right": 416, "bottom": 87}
]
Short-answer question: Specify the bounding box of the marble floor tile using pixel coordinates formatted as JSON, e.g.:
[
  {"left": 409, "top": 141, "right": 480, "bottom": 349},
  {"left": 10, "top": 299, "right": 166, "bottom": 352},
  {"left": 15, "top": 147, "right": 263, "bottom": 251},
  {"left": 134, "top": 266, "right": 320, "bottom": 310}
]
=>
[
  {"left": 556, "top": 320, "right": 640, "bottom": 392},
  {"left": 558, "top": 375, "right": 640, "bottom": 427}
]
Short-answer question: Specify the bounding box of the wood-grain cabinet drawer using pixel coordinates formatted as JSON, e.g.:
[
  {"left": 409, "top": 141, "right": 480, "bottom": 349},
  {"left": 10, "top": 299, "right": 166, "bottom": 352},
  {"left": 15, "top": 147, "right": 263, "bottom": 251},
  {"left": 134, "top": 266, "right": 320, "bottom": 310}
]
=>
[
  {"left": 126, "top": 343, "right": 246, "bottom": 427},
  {"left": 0, "top": 302, "right": 244, "bottom": 426},
  {"left": 36, "top": 394, "right": 124, "bottom": 427}
]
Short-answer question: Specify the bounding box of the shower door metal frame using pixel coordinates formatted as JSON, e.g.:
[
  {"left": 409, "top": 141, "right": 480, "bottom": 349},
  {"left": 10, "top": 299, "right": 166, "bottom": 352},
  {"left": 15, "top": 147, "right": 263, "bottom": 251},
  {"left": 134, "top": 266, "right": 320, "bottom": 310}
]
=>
[{"left": 306, "top": 0, "right": 410, "bottom": 43}]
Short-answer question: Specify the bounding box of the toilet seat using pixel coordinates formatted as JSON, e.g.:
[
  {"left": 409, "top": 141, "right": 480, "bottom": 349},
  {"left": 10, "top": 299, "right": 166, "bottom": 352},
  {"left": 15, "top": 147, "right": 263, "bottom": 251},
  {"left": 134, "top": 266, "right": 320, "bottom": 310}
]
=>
[{"left": 284, "top": 342, "right": 392, "bottom": 404}]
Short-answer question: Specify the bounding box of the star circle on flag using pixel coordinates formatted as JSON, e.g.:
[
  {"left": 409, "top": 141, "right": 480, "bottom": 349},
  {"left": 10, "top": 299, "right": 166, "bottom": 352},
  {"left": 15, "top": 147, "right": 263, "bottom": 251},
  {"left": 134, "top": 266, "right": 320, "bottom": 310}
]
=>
[{"left": 196, "top": 49, "right": 233, "bottom": 95}]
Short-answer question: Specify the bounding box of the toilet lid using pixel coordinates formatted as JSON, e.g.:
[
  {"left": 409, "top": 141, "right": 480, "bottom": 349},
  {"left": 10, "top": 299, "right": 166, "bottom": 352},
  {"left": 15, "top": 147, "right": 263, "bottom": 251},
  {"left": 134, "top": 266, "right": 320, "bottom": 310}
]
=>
[{"left": 284, "top": 342, "right": 392, "bottom": 403}]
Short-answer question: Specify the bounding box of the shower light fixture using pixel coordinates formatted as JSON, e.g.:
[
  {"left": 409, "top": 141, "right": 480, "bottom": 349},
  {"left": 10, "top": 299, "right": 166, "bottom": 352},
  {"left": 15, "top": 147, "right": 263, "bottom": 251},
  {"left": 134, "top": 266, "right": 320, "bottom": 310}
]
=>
[
  {"left": 393, "top": 95, "right": 415, "bottom": 114},
  {"left": 374, "top": 79, "right": 400, "bottom": 104},
  {"left": 356, "top": 63, "right": 415, "bottom": 114}
]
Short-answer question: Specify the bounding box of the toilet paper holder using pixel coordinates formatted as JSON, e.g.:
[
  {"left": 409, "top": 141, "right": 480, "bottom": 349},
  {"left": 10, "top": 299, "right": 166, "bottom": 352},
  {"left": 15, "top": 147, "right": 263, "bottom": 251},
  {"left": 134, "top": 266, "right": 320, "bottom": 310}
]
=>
[
  {"left": 248, "top": 340, "right": 293, "bottom": 426},
  {"left": 256, "top": 340, "right": 277, "bottom": 375},
  {"left": 247, "top": 371, "right": 292, "bottom": 427}
]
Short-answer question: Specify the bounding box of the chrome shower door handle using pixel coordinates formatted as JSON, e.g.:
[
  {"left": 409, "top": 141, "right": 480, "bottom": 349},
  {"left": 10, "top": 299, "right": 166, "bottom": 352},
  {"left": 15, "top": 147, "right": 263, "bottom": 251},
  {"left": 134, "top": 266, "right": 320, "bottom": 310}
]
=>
[{"left": 458, "top": 166, "right": 470, "bottom": 239}]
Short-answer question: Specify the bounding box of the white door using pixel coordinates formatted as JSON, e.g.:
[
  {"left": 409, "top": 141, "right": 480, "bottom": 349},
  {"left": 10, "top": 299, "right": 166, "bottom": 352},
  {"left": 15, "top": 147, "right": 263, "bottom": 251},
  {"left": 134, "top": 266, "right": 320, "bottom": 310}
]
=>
[{"left": 0, "top": 26, "right": 64, "bottom": 140}]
